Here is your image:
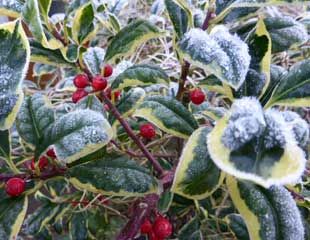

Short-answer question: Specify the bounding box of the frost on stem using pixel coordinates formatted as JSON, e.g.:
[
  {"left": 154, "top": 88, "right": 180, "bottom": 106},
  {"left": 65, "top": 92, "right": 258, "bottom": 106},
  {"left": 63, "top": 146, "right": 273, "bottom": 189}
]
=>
[
  {"left": 282, "top": 111, "right": 309, "bottom": 147},
  {"left": 222, "top": 97, "right": 265, "bottom": 151}
]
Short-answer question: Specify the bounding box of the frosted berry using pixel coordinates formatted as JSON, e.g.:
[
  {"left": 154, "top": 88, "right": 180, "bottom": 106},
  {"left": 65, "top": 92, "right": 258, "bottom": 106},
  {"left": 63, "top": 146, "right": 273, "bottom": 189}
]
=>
[
  {"left": 72, "top": 89, "right": 88, "bottom": 103},
  {"left": 31, "top": 156, "right": 49, "bottom": 171},
  {"left": 46, "top": 148, "right": 56, "bottom": 158},
  {"left": 140, "top": 219, "right": 153, "bottom": 234},
  {"left": 6, "top": 178, "right": 25, "bottom": 197},
  {"left": 140, "top": 123, "right": 156, "bottom": 139},
  {"left": 153, "top": 217, "right": 172, "bottom": 239},
  {"left": 103, "top": 64, "right": 113, "bottom": 77},
  {"left": 190, "top": 89, "right": 205, "bottom": 105},
  {"left": 73, "top": 74, "right": 89, "bottom": 88},
  {"left": 92, "top": 75, "right": 108, "bottom": 91}
]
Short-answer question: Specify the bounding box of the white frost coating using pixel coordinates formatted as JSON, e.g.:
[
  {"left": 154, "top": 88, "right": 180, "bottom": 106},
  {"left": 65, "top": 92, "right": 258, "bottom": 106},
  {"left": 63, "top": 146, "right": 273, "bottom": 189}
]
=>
[
  {"left": 109, "top": 60, "right": 133, "bottom": 83},
  {"left": 282, "top": 111, "right": 309, "bottom": 147},
  {"left": 83, "top": 47, "right": 106, "bottom": 75},
  {"left": 268, "top": 186, "right": 304, "bottom": 240},
  {"left": 211, "top": 26, "right": 251, "bottom": 89},
  {"left": 222, "top": 97, "right": 265, "bottom": 150},
  {"left": 0, "top": 0, "right": 23, "bottom": 11}
]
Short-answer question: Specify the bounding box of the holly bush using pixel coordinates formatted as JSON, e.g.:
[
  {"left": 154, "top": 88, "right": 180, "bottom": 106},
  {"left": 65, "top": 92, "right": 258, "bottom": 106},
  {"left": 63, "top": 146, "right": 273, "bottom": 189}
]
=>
[{"left": 0, "top": 0, "right": 309, "bottom": 239}]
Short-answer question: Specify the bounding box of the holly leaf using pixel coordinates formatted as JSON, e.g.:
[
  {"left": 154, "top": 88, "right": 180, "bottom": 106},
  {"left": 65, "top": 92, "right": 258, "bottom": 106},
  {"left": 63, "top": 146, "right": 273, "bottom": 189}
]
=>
[
  {"left": 0, "top": 0, "right": 24, "bottom": 17},
  {"left": 83, "top": 47, "right": 106, "bottom": 75}
]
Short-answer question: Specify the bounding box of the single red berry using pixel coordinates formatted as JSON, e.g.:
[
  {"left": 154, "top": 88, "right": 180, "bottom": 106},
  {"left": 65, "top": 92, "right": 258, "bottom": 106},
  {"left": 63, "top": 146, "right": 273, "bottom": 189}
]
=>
[
  {"left": 103, "top": 64, "right": 113, "bottom": 77},
  {"left": 153, "top": 217, "right": 172, "bottom": 239},
  {"left": 46, "top": 148, "right": 56, "bottom": 158},
  {"left": 73, "top": 74, "right": 89, "bottom": 88},
  {"left": 72, "top": 89, "right": 88, "bottom": 103},
  {"left": 190, "top": 89, "right": 205, "bottom": 105},
  {"left": 31, "top": 156, "right": 49, "bottom": 171},
  {"left": 140, "top": 123, "right": 156, "bottom": 139},
  {"left": 5, "top": 178, "right": 25, "bottom": 197},
  {"left": 141, "top": 219, "right": 153, "bottom": 234},
  {"left": 92, "top": 75, "right": 108, "bottom": 91},
  {"left": 106, "top": 87, "right": 121, "bottom": 101}
]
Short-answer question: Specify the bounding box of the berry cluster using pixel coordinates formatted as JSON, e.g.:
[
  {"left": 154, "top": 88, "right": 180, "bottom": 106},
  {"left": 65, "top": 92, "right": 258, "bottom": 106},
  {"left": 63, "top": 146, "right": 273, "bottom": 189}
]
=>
[
  {"left": 140, "top": 215, "right": 172, "bottom": 240},
  {"left": 72, "top": 64, "right": 114, "bottom": 103}
]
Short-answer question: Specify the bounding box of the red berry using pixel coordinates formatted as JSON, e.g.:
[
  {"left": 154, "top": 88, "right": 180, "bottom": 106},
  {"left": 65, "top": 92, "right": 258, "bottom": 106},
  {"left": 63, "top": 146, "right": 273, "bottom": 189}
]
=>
[
  {"left": 140, "top": 123, "right": 156, "bottom": 139},
  {"left": 72, "top": 89, "right": 88, "bottom": 103},
  {"left": 98, "top": 195, "right": 109, "bottom": 205},
  {"left": 6, "top": 178, "right": 25, "bottom": 197},
  {"left": 46, "top": 148, "right": 56, "bottom": 158},
  {"left": 103, "top": 64, "right": 113, "bottom": 77},
  {"left": 106, "top": 87, "right": 121, "bottom": 101},
  {"left": 31, "top": 156, "right": 49, "bottom": 171},
  {"left": 153, "top": 217, "right": 172, "bottom": 239},
  {"left": 190, "top": 89, "right": 205, "bottom": 105},
  {"left": 73, "top": 74, "right": 89, "bottom": 88},
  {"left": 141, "top": 219, "right": 153, "bottom": 234},
  {"left": 92, "top": 75, "right": 108, "bottom": 91},
  {"left": 148, "top": 230, "right": 162, "bottom": 240}
]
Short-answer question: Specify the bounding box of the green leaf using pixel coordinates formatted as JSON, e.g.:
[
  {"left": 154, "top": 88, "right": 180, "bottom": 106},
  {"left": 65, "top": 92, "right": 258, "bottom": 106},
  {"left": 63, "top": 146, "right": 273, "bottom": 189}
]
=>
[
  {"left": 264, "top": 16, "right": 308, "bottom": 53},
  {"left": 134, "top": 95, "right": 198, "bottom": 138},
  {"left": 199, "top": 76, "right": 234, "bottom": 100},
  {"left": 83, "top": 47, "right": 106, "bottom": 75},
  {"left": 68, "top": 155, "right": 158, "bottom": 196},
  {"left": 225, "top": 214, "right": 250, "bottom": 240},
  {"left": 178, "top": 27, "right": 251, "bottom": 90},
  {"left": 60, "top": 44, "right": 80, "bottom": 63},
  {"left": 104, "top": 19, "right": 163, "bottom": 62},
  {"left": 111, "top": 64, "right": 169, "bottom": 91},
  {"left": 227, "top": 176, "right": 304, "bottom": 240},
  {"left": 0, "top": 0, "right": 24, "bottom": 17},
  {"left": 0, "top": 130, "right": 10, "bottom": 160},
  {"left": 72, "top": 3, "right": 97, "bottom": 45},
  {"left": 43, "top": 109, "right": 113, "bottom": 164},
  {"left": 172, "top": 127, "right": 224, "bottom": 199},
  {"left": 158, "top": 191, "right": 173, "bottom": 213},
  {"left": 178, "top": 216, "right": 202, "bottom": 240},
  {"left": 172, "top": 0, "right": 194, "bottom": 28},
  {"left": 38, "top": 0, "right": 52, "bottom": 26},
  {"left": 207, "top": 98, "right": 306, "bottom": 188},
  {"left": 16, "top": 93, "right": 55, "bottom": 147},
  {"left": 266, "top": 59, "right": 310, "bottom": 107},
  {"left": 33, "top": 64, "right": 57, "bottom": 77},
  {"left": 74, "top": 95, "right": 107, "bottom": 117},
  {"left": 69, "top": 212, "right": 88, "bottom": 240},
  {"left": 0, "top": 20, "right": 30, "bottom": 130},
  {"left": 0, "top": 196, "right": 28, "bottom": 240},
  {"left": 165, "top": 0, "right": 188, "bottom": 39},
  {"left": 30, "top": 40, "right": 74, "bottom": 67},
  {"left": 22, "top": 0, "right": 63, "bottom": 50}
]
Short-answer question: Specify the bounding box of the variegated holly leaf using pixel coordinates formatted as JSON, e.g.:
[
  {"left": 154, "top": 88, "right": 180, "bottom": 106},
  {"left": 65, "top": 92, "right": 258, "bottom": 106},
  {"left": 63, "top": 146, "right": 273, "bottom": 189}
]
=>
[
  {"left": 134, "top": 95, "right": 198, "bottom": 138},
  {"left": 264, "top": 16, "right": 308, "bottom": 53},
  {"left": 208, "top": 97, "right": 307, "bottom": 188},
  {"left": 178, "top": 27, "right": 250, "bottom": 90},
  {"left": 227, "top": 176, "right": 304, "bottom": 240},
  {"left": 0, "top": 0, "right": 24, "bottom": 17},
  {"left": 22, "top": 0, "right": 63, "bottom": 50},
  {"left": 266, "top": 59, "right": 310, "bottom": 107},
  {"left": 83, "top": 47, "right": 106, "bottom": 75},
  {"left": 60, "top": 44, "right": 79, "bottom": 63},
  {"left": 43, "top": 109, "right": 113, "bottom": 164},
  {"left": 104, "top": 19, "right": 163, "bottom": 62},
  {"left": 225, "top": 214, "right": 249, "bottom": 240},
  {"left": 68, "top": 155, "right": 158, "bottom": 196},
  {"left": 69, "top": 212, "right": 88, "bottom": 240},
  {"left": 172, "top": 127, "right": 224, "bottom": 200},
  {"left": 74, "top": 95, "right": 107, "bottom": 117},
  {"left": 72, "top": 2, "right": 97, "bottom": 45},
  {"left": 111, "top": 64, "right": 169, "bottom": 91},
  {"left": 0, "top": 196, "right": 28, "bottom": 240},
  {"left": 0, "top": 20, "right": 30, "bottom": 130},
  {"left": 16, "top": 93, "right": 55, "bottom": 147}
]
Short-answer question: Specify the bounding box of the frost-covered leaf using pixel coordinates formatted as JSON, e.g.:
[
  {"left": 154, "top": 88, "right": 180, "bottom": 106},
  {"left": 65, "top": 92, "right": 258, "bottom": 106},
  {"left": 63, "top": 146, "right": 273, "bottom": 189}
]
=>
[
  {"left": 264, "top": 16, "right": 308, "bottom": 53},
  {"left": 178, "top": 27, "right": 251, "bottom": 90},
  {"left": 33, "top": 64, "right": 57, "bottom": 77},
  {"left": 74, "top": 95, "right": 107, "bottom": 117},
  {"left": 104, "top": 19, "right": 163, "bottom": 62},
  {"left": 83, "top": 47, "right": 106, "bottom": 75},
  {"left": 60, "top": 44, "right": 79, "bottom": 63},
  {"left": 134, "top": 95, "right": 198, "bottom": 138},
  {"left": 42, "top": 109, "right": 113, "bottom": 164},
  {"left": 0, "top": 20, "right": 30, "bottom": 130},
  {"left": 172, "top": 127, "right": 224, "bottom": 200},
  {"left": 227, "top": 176, "right": 304, "bottom": 240},
  {"left": 111, "top": 64, "right": 169, "bottom": 91},
  {"left": 109, "top": 88, "right": 145, "bottom": 127},
  {"left": 72, "top": 3, "right": 97, "bottom": 45},
  {"left": 266, "top": 59, "right": 310, "bottom": 107},
  {"left": 208, "top": 97, "right": 306, "bottom": 188},
  {"left": 225, "top": 214, "right": 249, "bottom": 240},
  {"left": 0, "top": 196, "right": 28, "bottom": 240},
  {"left": 189, "top": 102, "right": 227, "bottom": 121},
  {"left": 0, "top": 0, "right": 24, "bottom": 17},
  {"left": 165, "top": 0, "right": 189, "bottom": 39},
  {"left": 151, "top": 0, "right": 165, "bottom": 15},
  {"left": 68, "top": 155, "right": 158, "bottom": 196},
  {"left": 22, "top": 0, "right": 63, "bottom": 50},
  {"left": 69, "top": 212, "right": 88, "bottom": 240},
  {"left": 0, "top": 130, "right": 10, "bottom": 160},
  {"left": 16, "top": 94, "right": 55, "bottom": 147}
]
